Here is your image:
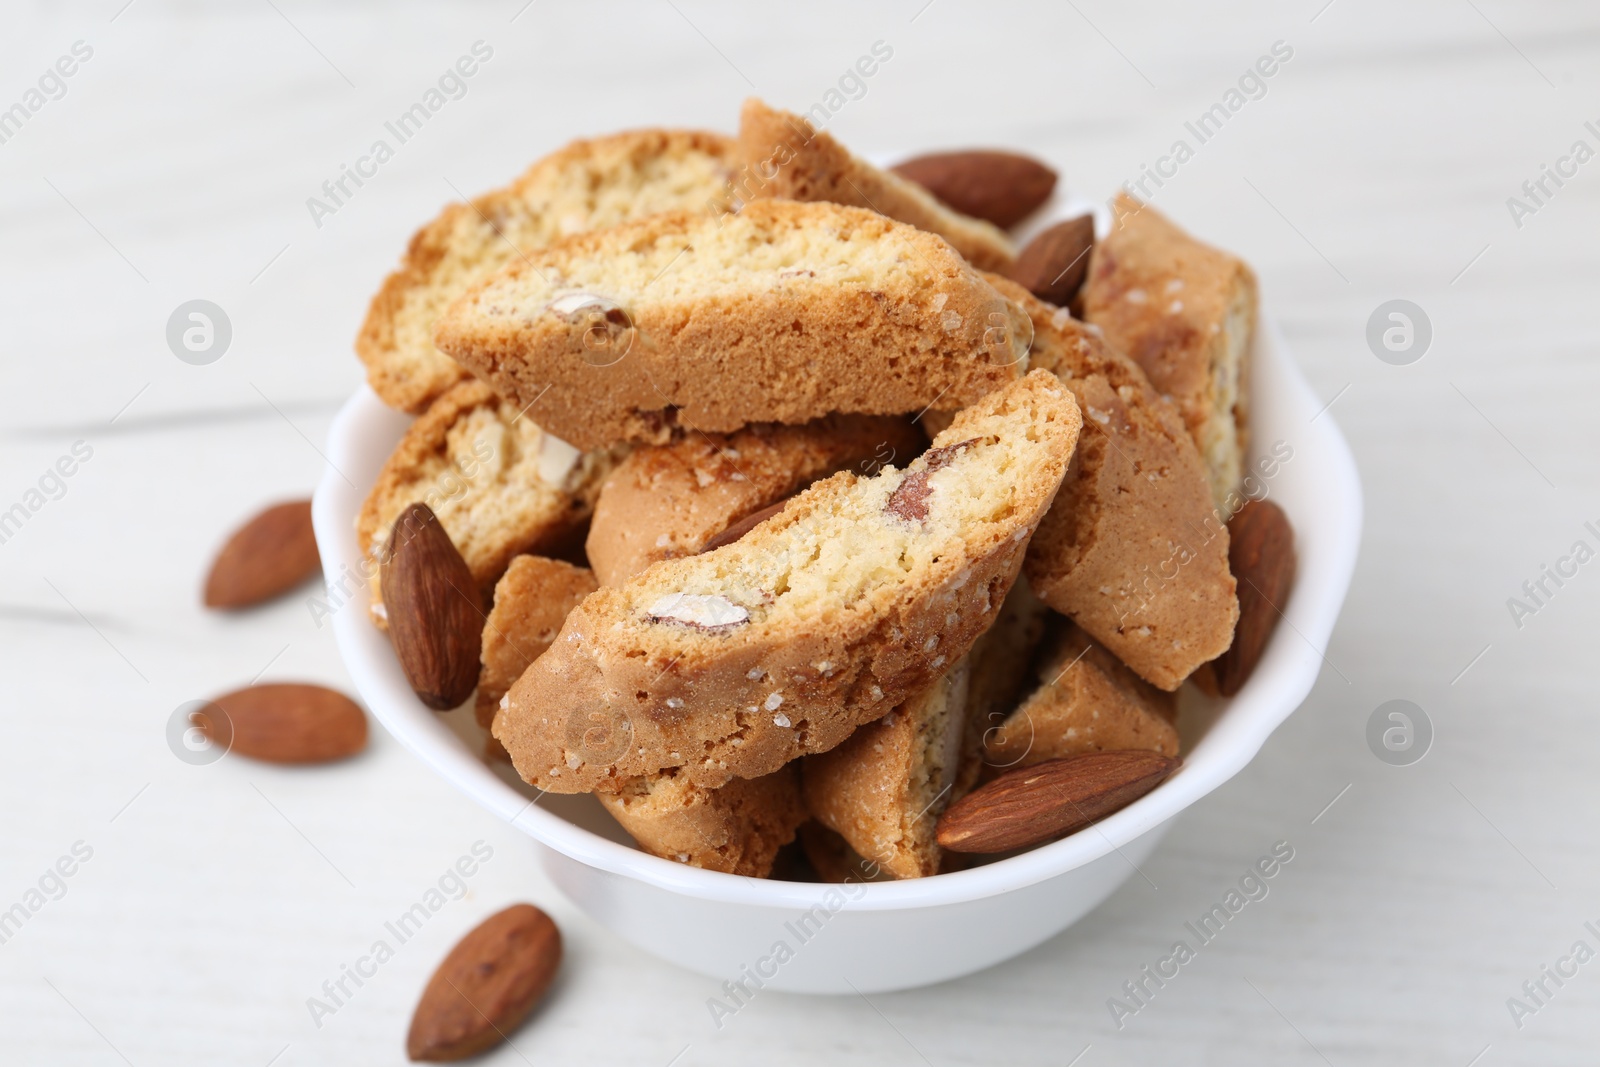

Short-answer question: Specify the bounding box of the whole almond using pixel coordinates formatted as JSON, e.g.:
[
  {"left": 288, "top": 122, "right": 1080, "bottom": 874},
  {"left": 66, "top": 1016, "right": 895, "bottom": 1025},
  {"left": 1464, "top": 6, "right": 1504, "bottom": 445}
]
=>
[
  {"left": 197, "top": 683, "right": 367, "bottom": 763},
  {"left": 203, "top": 500, "right": 320, "bottom": 609},
  {"left": 937, "top": 750, "right": 1179, "bottom": 853},
  {"left": 1212, "top": 499, "right": 1296, "bottom": 696},
  {"left": 1008, "top": 214, "right": 1096, "bottom": 306},
  {"left": 891, "top": 150, "right": 1057, "bottom": 229},
  {"left": 381, "top": 503, "right": 483, "bottom": 710},
  {"left": 407, "top": 904, "right": 562, "bottom": 1062}
]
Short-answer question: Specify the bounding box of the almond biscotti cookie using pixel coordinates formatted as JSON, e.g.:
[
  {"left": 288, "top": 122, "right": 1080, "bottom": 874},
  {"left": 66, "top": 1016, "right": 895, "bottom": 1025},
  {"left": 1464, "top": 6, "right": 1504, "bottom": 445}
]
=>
[
  {"left": 984, "top": 621, "right": 1178, "bottom": 769},
  {"left": 957, "top": 576, "right": 1051, "bottom": 795},
  {"left": 802, "top": 660, "right": 970, "bottom": 879},
  {"left": 988, "top": 276, "right": 1237, "bottom": 691},
  {"left": 357, "top": 381, "right": 620, "bottom": 624},
  {"left": 494, "top": 370, "right": 1081, "bottom": 793},
  {"left": 1083, "top": 193, "right": 1258, "bottom": 510},
  {"left": 799, "top": 822, "right": 897, "bottom": 884},
  {"left": 477, "top": 556, "right": 598, "bottom": 737},
  {"left": 586, "top": 415, "right": 926, "bottom": 587},
  {"left": 357, "top": 129, "right": 736, "bottom": 413},
  {"left": 735, "top": 99, "right": 1017, "bottom": 272},
  {"left": 598, "top": 765, "right": 805, "bottom": 877},
  {"left": 433, "top": 199, "right": 1032, "bottom": 451}
]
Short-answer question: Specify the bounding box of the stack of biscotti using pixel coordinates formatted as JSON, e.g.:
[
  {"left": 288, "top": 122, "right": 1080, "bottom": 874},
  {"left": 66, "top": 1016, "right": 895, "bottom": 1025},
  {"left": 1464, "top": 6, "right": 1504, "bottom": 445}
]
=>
[
  {"left": 354, "top": 99, "right": 1289, "bottom": 881},
  {"left": 355, "top": 131, "right": 739, "bottom": 628}
]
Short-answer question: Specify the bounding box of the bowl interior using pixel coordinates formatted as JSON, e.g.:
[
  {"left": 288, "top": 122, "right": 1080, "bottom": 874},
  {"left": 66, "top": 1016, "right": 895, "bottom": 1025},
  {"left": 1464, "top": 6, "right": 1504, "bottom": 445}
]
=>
[{"left": 312, "top": 194, "right": 1362, "bottom": 911}]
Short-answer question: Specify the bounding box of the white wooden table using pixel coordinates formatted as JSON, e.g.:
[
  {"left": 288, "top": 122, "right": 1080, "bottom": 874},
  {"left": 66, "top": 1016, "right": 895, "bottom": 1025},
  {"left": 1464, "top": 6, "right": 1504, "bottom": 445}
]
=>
[{"left": 3, "top": 1, "right": 1598, "bottom": 1063}]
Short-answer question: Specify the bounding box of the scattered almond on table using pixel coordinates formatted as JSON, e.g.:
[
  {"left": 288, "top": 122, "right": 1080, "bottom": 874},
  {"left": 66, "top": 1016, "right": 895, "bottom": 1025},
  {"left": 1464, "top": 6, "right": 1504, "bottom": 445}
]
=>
[
  {"left": 197, "top": 683, "right": 367, "bottom": 763},
  {"left": 406, "top": 904, "right": 562, "bottom": 1062},
  {"left": 203, "top": 499, "right": 320, "bottom": 609}
]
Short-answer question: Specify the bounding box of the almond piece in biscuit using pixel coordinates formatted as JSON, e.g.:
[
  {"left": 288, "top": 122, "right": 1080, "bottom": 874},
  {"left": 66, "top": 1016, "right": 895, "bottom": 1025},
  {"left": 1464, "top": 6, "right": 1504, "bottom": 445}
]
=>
[
  {"left": 357, "top": 129, "right": 736, "bottom": 413},
  {"left": 433, "top": 199, "right": 1032, "bottom": 451},
  {"left": 598, "top": 765, "right": 806, "bottom": 877},
  {"left": 802, "top": 660, "right": 971, "bottom": 880},
  {"left": 478, "top": 556, "right": 598, "bottom": 749},
  {"left": 985, "top": 622, "right": 1178, "bottom": 771},
  {"left": 991, "top": 276, "right": 1237, "bottom": 691},
  {"left": 736, "top": 99, "right": 1017, "bottom": 272},
  {"left": 1083, "top": 193, "right": 1258, "bottom": 510},
  {"left": 358, "top": 381, "right": 622, "bottom": 625},
  {"left": 493, "top": 370, "right": 1081, "bottom": 793},
  {"left": 586, "top": 415, "right": 926, "bottom": 587}
]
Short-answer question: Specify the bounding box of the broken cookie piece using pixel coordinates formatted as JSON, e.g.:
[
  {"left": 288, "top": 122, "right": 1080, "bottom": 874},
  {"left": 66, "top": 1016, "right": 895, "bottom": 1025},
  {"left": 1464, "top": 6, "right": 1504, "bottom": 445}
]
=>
[
  {"left": 586, "top": 415, "right": 924, "bottom": 587},
  {"left": 599, "top": 765, "right": 806, "bottom": 877},
  {"left": 984, "top": 621, "right": 1178, "bottom": 770},
  {"left": 1083, "top": 193, "right": 1258, "bottom": 510},
  {"left": 802, "top": 661, "right": 971, "bottom": 879}
]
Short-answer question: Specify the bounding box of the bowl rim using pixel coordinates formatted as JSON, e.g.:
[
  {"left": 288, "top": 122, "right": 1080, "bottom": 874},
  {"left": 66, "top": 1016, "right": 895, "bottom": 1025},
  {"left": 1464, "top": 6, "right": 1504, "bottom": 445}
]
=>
[{"left": 312, "top": 219, "right": 1362, "bottom": 914}]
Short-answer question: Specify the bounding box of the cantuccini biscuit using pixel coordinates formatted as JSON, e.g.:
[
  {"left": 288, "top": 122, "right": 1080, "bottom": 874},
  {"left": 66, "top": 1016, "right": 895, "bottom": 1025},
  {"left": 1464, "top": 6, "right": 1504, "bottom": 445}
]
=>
[
  {"left": 477, "top": 556, "right": 598, "bottom": 742},
  {"left": 798, "top": 822, "right": 897, "bottom": 884},
  {"left": 357, "top": 129, "right": 736, "bottom": 413},
  {"left": 598, "top": 766, "right": 805, "bottom": 877},
  {"left": 989, "top": 276, "right": 1237, "bottom": 691},
  {"left": 493, "top": 371, "right": 1081, "bottom": 793},
  {"left": 958, "top": 576, "right": 1051, "bottom": 795},
  {"left": 433, "top": 199, "right": 1032, "bottom": 451},
  {"left": 802, "top": 661, "right": 971, "bottom": 880},
  {"left": 735, "top": 99, "right": 1017, "bottom": 272},
  {"left": 357, "top": 380, "right": 620, "bottom": 625},
  {"left": 586, "top": 416, "right": 926, "bottom": 587},
  {"left": 1083, "top": 194, "right": 1258, "bottom": 509},
  {"left": 984, "top": 621, "right": 1178, "bottom": 769}
]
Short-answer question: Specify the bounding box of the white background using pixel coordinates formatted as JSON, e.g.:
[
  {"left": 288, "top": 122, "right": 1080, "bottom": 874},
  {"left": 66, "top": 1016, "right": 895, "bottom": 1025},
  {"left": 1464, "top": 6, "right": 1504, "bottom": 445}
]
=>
[{"left": 2, "top": 1, "right": 1598, "bottom": 1064}]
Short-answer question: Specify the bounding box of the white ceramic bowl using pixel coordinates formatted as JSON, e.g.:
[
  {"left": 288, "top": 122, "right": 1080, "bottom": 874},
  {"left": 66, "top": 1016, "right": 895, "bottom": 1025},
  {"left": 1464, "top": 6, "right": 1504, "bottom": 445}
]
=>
[{"left": 312, "top": 199, "right": 1362, "bottom": 994}]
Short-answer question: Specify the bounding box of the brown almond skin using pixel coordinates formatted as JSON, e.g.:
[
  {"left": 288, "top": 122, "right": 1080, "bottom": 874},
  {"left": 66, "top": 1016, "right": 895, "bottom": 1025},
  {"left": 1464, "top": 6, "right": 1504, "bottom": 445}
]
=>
[
  {"left": 891, "top": 150, "right": 1058, "bottom": 229},
  {"left": 381, "top": 503, "right": 483, "bottom": 710},
  {"left": 1212, "top": 500, "right": 1296, "bottom": 696},
  {"left": 407, "top": 904, "right": 562, "bottom": 1062},
  {"left": 699, "top": 497, "right": 792, "bottom": 553},
  {"left": 1008, "top": 215, "right": 1096, "bottom": 306},
  {"left": 198, "top": 683, "right": 366, "bottom": 763},
  {"left": 937, "top": 750, "right": 1179, "bottom": 853},
  {"left": 203, "top": 500, "right": 320, "bottom": 609}
]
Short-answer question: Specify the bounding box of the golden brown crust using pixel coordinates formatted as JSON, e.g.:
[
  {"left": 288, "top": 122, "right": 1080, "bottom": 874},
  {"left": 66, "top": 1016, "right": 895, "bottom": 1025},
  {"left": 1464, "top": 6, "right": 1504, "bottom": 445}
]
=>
[
  {"left": 494, "top": 371, "right": 1081, "bottom": 793},
  {"left": 433, "top": 200, "right": 1032, "bottom": 451},
  {"left": 736, "top": 99, "right": 1017, "bottom": 272},
  {"left": 1084, "top": 194, "right": 1258, "bottom": 507},
  {"left": 598, "top": 766, "right": 805, "bottom": 877},
  {"left": 356, "top": 129, "right": 737, "bottom": 412},
  {"left": 586, "top": 416, "right": 926, "bottom": 587},
  {"left": 984, "top": 622, "right": 1178, "bottom": 768},
  {"left": 802, "top": 662, "right": 970, "bottom": 879},
  {"left": 477, "top": 556, "right": 598, "bottom": 733},
  {"left": 958, "top": 577, "right": 1051, "bottom": 796},
  {"left": 988, "top": 276, "right": 1237, "bottom": 691},
  {"left": 799, "top": 822, "right": 898, "bottom": 883},
  {"left": 356, "top": 381, "right": 619, "bottom": 623}
]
